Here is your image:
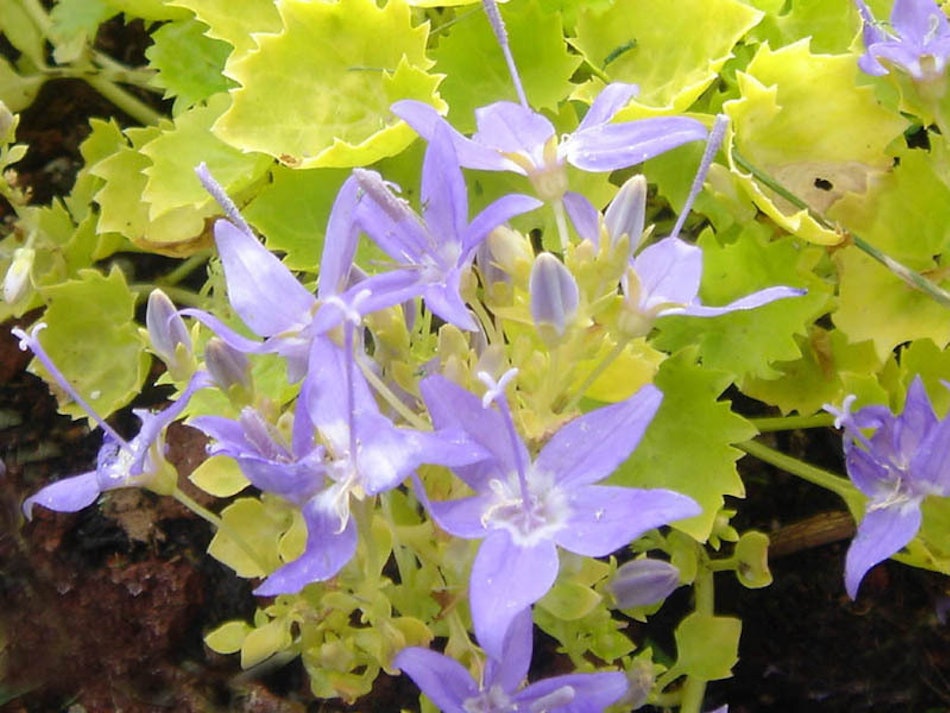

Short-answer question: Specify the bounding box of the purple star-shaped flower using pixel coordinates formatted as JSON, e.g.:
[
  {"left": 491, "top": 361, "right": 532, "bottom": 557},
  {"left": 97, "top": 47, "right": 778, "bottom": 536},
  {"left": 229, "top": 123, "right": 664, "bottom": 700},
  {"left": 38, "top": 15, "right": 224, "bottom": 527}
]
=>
[
  {"left": 353, "top": 122, "right": 541, "bottom": 331},
  {"left": 417, "top": 370, "right": 699, "bottom": 659},
  {"left": 188, "top": 168, "right": 407, "bottom": 381},
  {"left": 392, "top": 85, "right": 707, "bottom": 239},
  {"left": 825, "top": 376, "right": 950, "bottom": 598},
  {"left": 194, "top": 336, "right": 487, "bottom": 595},
  {"left": 856, "top": 0, "right": 950, "bottom": 82},
  {"left": 13, "top": 323, "right": 210, "bottom": 517},
  {"left": 617, "top": 236, "right": 806, "bottom": 338},
  {"left": 394, "top": 608, "right": 628, "bottom": 713},
  {"left": 594, "top": 117, "right": 805, "bottom": 338}
]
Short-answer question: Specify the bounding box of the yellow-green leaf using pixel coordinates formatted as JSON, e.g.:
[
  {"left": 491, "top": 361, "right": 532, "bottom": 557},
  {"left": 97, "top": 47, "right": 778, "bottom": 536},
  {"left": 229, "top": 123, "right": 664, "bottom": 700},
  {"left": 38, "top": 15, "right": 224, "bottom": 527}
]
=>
[
  {"left": 204, "top": 619, "right": 252, "bottom": 655},
  {"left": 214, "top": 0, "right": 443, "bottom": 168},
  {"left": 241, "top": 618, "right": 292, "bottom": 669},
  {"left": 36, "top": 267, "right": 149, "bottom": 422},
  {"left": 724, "top": 40, "right": 909, "bottom": 245},
  {"left": 188, "top": 455, "right": 250, "bottom": 497}
]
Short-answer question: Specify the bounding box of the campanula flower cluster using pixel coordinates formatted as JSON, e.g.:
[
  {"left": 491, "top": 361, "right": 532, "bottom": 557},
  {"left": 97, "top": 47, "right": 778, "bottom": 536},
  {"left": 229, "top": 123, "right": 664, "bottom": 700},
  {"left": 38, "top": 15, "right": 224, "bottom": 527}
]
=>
[{"left": 11, "top": 4, "right": 817, "bottom": 711}]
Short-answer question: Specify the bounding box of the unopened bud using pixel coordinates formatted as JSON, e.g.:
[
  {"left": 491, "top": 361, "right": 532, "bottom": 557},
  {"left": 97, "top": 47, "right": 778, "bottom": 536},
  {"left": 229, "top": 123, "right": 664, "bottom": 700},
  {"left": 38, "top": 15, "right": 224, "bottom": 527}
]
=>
[
  {"left": 3, "top": 247, "right": 34, "bottom": 304},
  {"left": 617, "top": 266, "right": 655, "bottom": 338},
  {"left": 486, "top": 225, "right": 534, "bottom": 282},
  {"left": 621, "top": 658, "right": 655, "bottom": 710},
  {"left": 529, "top": 252, "right": 578, "bottom": 343},
  {"left": 607, "top": 558, "right": 680, "bottom": 610},
  {"left": 475, "top": 237, "right": 510, "bottom": 289},
  {"left": 0, "top": 101, "right": 16, "bottom": 144},
  {"left": 206, "top": 337, "right": 253, "bottom": 398},
  {"left": 605, "top": 175, "right": 647, "bottom": 256},
  {"left": 146, "top": 289, "right": 192, "bottom": 375}
]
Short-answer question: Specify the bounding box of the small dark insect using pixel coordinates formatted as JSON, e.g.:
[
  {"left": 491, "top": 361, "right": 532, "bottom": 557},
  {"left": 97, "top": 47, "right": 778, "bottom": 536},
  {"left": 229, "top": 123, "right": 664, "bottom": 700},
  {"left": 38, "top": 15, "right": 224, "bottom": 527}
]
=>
[{"left": 603, "top": 39, "right": 638, "bottom": 68}]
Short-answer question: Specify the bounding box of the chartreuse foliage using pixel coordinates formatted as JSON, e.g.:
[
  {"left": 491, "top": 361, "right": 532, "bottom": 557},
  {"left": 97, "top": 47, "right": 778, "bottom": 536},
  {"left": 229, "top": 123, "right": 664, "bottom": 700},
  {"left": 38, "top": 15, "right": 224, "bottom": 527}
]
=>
[
  {"left": 612, "top": 351, "right": 754, "bottom": 542},
  {"left": 571, "top": 0, "right": 762, "bottom": 112},
  {"left": 4, "top": 0, "right": 950, "bottom": 712},
  {"left": 214, "top": 0, "right": 444, "bottom": 168},
  {"left": 432, "top": 0, "right": 580, "bottom": 127},
  {"left": 35, "top": 267, "right": 149, "bottom": 421},
  {"left": 724, "top": 40, "right": 909, "bottom": 245}
]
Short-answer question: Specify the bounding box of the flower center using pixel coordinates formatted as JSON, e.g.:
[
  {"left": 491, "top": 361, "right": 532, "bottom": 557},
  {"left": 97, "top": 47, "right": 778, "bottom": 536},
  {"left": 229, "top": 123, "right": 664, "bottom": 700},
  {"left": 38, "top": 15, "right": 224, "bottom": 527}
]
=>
[
  {"left": 482, "top": 467, "right": 568, "bottom": 545},
  {"left": 463, "top": 684, "right": 515, "bottom": 713}
]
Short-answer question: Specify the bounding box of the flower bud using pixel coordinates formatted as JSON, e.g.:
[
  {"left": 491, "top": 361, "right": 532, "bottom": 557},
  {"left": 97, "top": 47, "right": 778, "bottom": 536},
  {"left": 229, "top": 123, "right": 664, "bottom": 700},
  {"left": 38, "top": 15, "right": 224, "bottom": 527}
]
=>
[
  {"left": 146, "top": 289, "right": 192, "bottom": 376},
  {"left": 620, "top": 658, "right": 655, "bottom": 710},
  {"left": 605, "top": 175, "right": 647, "bottom": 256},
  {"left": 607, "top": 558, "right": 680, "bottom": 610},
  {"left": 475, "top": 236, "right": 510, "bottom": 290},
  {"left": 0, "top": 101, "right": 16, "bottom": 145},
  {"left": 486, "top": 225, "right": 534, "bottom": 283},
  {"left": 529, "top": 252, "right": 578, "bottom": 343},
  {"left": 617, "top": 266, "right": 654, "bottom": 338},
  {"left": 3, "top": 247, "right": 34, "bottom": 304},
  {"left": 206, "top": 337, "right": 253, "bottom": 399}
]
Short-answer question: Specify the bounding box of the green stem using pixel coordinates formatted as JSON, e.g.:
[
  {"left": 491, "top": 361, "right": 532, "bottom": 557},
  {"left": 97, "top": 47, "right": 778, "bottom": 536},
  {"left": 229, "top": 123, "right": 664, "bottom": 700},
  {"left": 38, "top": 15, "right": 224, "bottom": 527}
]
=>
[
  {"left": 470, "top": 293, "right": 501, "bottom": 347},
  {"left": 155, "top": 251, "right": 211, "bottom": 288},
  {"left": 577, "top": 51, "right": 611, "bottom": 84},
  {"left": 90, "top": 50, "right": 160, "bottom": 90},
  {"left": 19, "top": 0, "right": 161, "bottom": 125},
  {"left": 552, "top": 200, "right": 571, "bottom": 252},
  {"left": 679, "top": 555, "right": 715, "bottom": 713},
  {"left": 44, "top": 64, "right": 159, "bottom": 90},
  {"left": 19, "top": 0, "right": 52, "bottom": 35},
  {"left": 353, "top": 497, "right": 378, "bottom": 576},
  {"left": 358, "top": 358, "right": 430, "bottom": 431},
  {"left": 706, "top": 556, "right": 738, "bottom": 573},
  {"left": 562, "top": 337, "right": 630, "bottom": 414},
  {"left": 732, "top": 149, "right": 950, "bottom": 308},
  {"left": 379, "top": 492, "right": 414, "bottom": 584},
  {"left": 653, "top": 546, "right": 716, "bottom": 711},
  {"left": 738, "top": 438, "right": 861, "bottom": 507},
  {"left": 85, "top": 75, "right": 164, "bottom": 126},
  {"left": 172, "top": 488, "right": 273, "bottom": 575},
  {"left": 749, "top": 413, "right": 836, "bottom": 433}
]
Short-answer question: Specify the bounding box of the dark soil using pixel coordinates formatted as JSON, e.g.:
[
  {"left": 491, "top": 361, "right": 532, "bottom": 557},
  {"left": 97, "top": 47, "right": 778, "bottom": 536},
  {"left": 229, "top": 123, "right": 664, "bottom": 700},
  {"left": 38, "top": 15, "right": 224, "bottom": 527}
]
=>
[{"left": 2, "top": 19, "right": 949, "bottom": 713}]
